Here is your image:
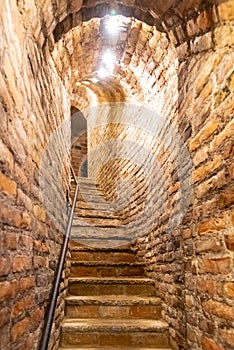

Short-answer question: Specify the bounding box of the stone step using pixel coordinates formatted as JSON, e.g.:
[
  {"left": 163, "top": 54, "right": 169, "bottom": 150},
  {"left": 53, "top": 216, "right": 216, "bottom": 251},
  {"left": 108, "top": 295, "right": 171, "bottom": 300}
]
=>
[
  {"left": 60, "top": 348, "right": 172, "bottom": 350},
  {"left": 61, "top": 318, "right": 170, "bottom": 348},
  {"left": 71, "top": 238, "right": 132, "bottom": 249},
  {"left": 61, "top": 348, "right": 171, "bottom": 350},
  {"left": 71, "top": 226, "right": 133, "bottom": 245},
  {"left": 70, "top": 261, "right": 145, "bottom": 277},
  {"left": 70, "top": 244, "right": 137, "bottom": 263},
  {"left": 74, "top": 199, "right": 117, "bottom": 211},
  {"left": 72, "top": 217, "right": 120, "bottom": 227},
  {"left": 65, "top": 295, "right": 162, "bottom": 319},
  {"left": 74, "top": 207, "right": 119, "bottom": 219},
  {"left": 68, "top": 277, "right": 156, "bottom": 296}
]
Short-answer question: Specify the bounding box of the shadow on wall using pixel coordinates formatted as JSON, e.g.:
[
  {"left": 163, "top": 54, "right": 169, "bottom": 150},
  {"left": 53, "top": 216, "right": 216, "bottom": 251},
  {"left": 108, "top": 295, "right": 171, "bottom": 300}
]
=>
[{"left": 71, "top": 106, "right": 88, "bottom": 177}]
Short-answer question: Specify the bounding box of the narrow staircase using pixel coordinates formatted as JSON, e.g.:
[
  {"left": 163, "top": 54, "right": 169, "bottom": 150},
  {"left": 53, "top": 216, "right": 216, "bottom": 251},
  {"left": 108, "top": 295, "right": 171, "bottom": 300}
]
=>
[
  {"left": 60, "top": 242, "right": 171, "bottom": 349},
  {"left": 60, "top": 177, "right": 171, "bottom": 349}
]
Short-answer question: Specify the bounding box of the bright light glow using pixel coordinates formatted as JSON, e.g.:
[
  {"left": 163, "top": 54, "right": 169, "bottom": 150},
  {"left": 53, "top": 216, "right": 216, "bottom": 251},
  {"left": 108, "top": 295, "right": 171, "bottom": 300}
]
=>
[
  {"left": 90, "top": 77, "right": 99, "bottom": 84},
  {"left": 97, "top": 68, "right": 109, "bottom": 79},
  {"left": 102, "top": 50, "right": 115, "bottom": 65},
  {"left": 83, "top": 80, "right": 91, "bottom": 85},
  {"left": 105, "top": 15, "right": 120, "bottom": 35}
]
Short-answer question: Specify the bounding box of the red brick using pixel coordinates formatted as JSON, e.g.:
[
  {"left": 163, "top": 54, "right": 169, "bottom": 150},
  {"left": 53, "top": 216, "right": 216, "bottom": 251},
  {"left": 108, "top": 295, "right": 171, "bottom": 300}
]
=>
[
  {"left": 231, "top": 211, "right": 234, "bottom": 226},
  {"left": 11, "top": 295, "right": 34, "bottom": 317},
  {"left": 21, "top": 212, "right": 31, "bottom": 229},
  {"left": 193, "top": 146, "right": 209, "bottom": 166},
  {"left": 189, "top": 118, "right": 219, "bottom": 152},
  {"left": 0, "top": 204, "right": 22, "bottom": 228},
  {"left": 201, "top": 337, "right": 226, "bottom": 350},
  {"left": 20, "top": 235, "right": 33, "bottom": 250},
  {"left": 13, "top": 256, "right": 32, "bottom": 272},
  {"left": 0, "top": 256, "right": 11, "bottom": 276},
  {"left": 218, "top": 1, "right": 234, "bottom": 21},
  {"left": 193, "top": 155, "right": 222, "bottom": 183},
  {"left": 0, "top": 280, "right": 17, "bottom": 302},
  {"left": 0, "top": 171, "right": 17, "bottom": 196},
  {"left": 33, "top": 256, "right": 49, "bottom": 269},
  {"left": 225, "top": 235, "right": 234, "bottom": 251},
  {"left": 229, "top": 163, "right": 234, "bottom": 179},
  {"left": 218, "top": 188, "right": 234, "bottom": 208},
  {"left": 196, "top": 279, "right": 217, "bottom": 295},
  {"left": 203, "top": 300, "right": 234, "bottom": 321},
  {"left": 196, "top": 238, "right": 222, "bottom": 253},
  {"left": 11, "top": 317, "right": 30, "bottom": 341},
  {"left": 0, "top": 307, "right": 10, "bottom": 328},
  {"left": 219, "top": 329, "right": 234, "bottom": 348},
  {"left": 197, "top": 11, "right": 212, "bottom": 31},
  {"left": 3, "top": 232, "right": 18, "bottom": 250},
  {"left": 199, "top": 257, "right": 232, "bottom": 274},
  {"left": 198, "top": 217, "right": 226, "bottom": 235},
  {"left": 33, "top": 204, "right": 46, "bottom": 222},
  {"left": 224, "top": 282, "right": 234, "bottom": 298},
  {"left": 34, "top": 240, "right": 49, "bottom": 253},
  {"left": 30, "top": 307, "right": 44, "bottom": 325},
  {"left": 18, "top": 276, "right": 35, "bottom": 292},
  {"left": 17, "top": 188, "right": 32, "bottom": 211}
]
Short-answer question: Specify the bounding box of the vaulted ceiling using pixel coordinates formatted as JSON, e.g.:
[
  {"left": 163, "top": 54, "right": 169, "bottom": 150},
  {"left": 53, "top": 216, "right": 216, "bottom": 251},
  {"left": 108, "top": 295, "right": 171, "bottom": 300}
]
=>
[{"left": 23, "top": 0, "right": 216, "bottom": 107}]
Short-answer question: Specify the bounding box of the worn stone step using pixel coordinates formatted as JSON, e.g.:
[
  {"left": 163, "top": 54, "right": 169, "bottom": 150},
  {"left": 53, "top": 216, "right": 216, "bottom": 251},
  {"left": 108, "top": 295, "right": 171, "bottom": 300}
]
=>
[
  {"left": 74, "top": 207, "right": 119, "bottom": 219},
  {"left": 65, "top": 295, "right": 162, "bottom": 319},
  {"left": 70, "top": 261, "right": 145, "bottom": 277},
  {"left": 68, "top": 277, "right": 156, "bottom": 296},
  {"left": 70, "top": 226, "right": 134, "bottom": 248},
  {"left": 61, "top": 318, "right": 169, "bottom": 348},
  {"left": 70, "top": 244, "right": 136, "bottom": 263},
  {"left": 60, "top": 348, "right": 171, "bottom": 350},
  {"left": 72, "top": 216, "right": 121, "bottom": 227},
  {"left": 71, "top": 238, "right": 132, "bottom": 249}
]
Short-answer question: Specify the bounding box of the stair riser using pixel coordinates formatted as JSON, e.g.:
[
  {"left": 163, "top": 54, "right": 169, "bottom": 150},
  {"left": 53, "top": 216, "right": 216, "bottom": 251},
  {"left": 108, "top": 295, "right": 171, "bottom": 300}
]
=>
[
  {"left": 66, "top": 304, "right": 162, "bottom": 319},
  {"left": 71, "top": 251, "right": 136, "bottom": 263},
  {"left": 68, "top": 283, "right": 155, "bottom": 297},
  {"left": 61, "top": 331, "right": 170, "bottom": 348},
  {"left": 70, "top": 265, "right": 145, "bottom": 277}
]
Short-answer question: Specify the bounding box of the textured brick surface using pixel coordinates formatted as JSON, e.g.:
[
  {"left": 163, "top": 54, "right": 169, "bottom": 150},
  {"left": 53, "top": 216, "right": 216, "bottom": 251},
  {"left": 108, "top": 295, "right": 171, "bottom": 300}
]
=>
[{"left": 1, "top": 0, "right": 234, "bottom": 350}]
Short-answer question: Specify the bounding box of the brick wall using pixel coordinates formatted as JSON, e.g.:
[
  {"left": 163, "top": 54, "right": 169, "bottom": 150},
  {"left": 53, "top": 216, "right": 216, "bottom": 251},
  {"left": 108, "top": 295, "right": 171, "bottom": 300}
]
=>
[
  {"left": 1, "top": 0, "right": 234, "bottom": 350},
  {"left": 0, "top": 1, "right": 71, "bottom": 349},
  {"left": 132, "top": 4, "right": 234, "bottom": 350}
]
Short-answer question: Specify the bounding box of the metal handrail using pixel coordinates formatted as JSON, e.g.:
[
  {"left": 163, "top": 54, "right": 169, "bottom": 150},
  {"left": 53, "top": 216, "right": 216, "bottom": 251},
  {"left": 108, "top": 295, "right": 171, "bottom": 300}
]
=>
[{"left": 40, "top": 167, "right": 79, "bottom": 350}]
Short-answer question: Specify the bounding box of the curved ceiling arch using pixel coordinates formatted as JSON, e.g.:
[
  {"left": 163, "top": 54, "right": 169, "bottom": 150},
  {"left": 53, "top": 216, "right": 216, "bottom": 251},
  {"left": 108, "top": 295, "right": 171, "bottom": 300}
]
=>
[{"left": 53, "top": 3, "right": 166, "bottom": 43}]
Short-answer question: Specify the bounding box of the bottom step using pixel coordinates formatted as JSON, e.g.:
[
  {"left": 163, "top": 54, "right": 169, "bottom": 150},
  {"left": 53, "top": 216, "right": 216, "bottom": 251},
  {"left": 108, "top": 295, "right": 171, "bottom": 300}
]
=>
[{"left": 61, "top": 318, "right": 169, "bottom": 348}]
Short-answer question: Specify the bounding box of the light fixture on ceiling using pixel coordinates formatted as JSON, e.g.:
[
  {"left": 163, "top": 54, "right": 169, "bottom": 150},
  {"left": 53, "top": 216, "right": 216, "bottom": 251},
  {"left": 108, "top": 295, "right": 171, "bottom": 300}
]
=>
[
  {"left": 105, "top": 15, "right": 120, "bottom": 35},
  {"left": 102, "top": 49, "right": 115, "bottom": 65}
]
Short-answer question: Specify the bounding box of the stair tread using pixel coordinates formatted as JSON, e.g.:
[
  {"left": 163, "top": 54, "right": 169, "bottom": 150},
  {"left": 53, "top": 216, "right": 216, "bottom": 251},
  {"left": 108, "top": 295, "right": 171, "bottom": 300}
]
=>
[
  {"left": 70, "top": 244, "right": 133, "bottom": 252},
  {"left": 60, "top": 348, "right": 171, "bottom": 350},
  {"left": 62, "top": 318, "right": 168, "bottom": 332},
  {"left": 69, "top": 277, "right": 154, "bottom": 284},
  {"left": 66, "top": 295, "right": 161, "bottom": 305},
  {"left": 71, "top": 261, "right": 144, "bottom": 266}
]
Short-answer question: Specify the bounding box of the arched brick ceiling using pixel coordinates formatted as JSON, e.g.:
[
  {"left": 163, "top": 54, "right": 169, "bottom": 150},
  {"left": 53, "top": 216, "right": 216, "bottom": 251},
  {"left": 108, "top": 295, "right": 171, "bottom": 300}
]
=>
[
  {"left": 34, "top": 0, "right": 215, "bottom": 41},
  {"left": 40, "top": 0, "right": 220, "bottom": 107},
  {"left": 51, "top": 15, "right": 176, "bottom": 107}
]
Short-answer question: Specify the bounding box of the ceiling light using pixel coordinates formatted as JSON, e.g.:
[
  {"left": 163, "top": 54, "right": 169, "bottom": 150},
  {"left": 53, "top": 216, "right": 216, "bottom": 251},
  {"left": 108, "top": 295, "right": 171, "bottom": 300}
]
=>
[
  {"left": 102, "top": 50, "right": 115, "bottom": 65},
  {"left": 105, "top": 15, "right": 119, "bottom": 35}
]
